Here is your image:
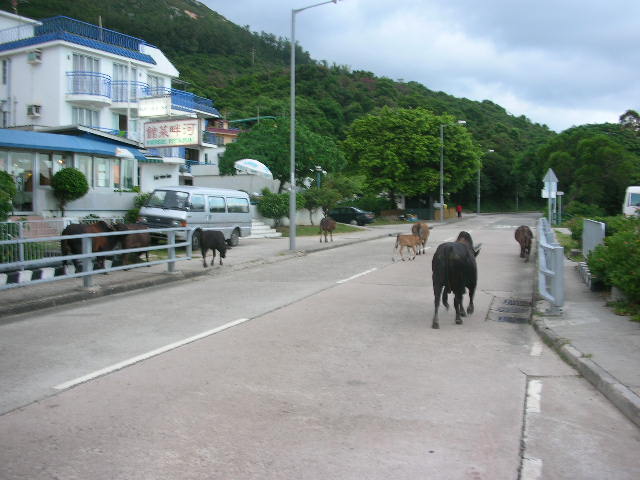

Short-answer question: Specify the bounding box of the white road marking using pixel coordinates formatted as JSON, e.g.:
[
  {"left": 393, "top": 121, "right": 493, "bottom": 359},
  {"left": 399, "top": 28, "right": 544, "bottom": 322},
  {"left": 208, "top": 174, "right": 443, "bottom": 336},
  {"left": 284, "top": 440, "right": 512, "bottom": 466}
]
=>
[
  {"left": 54, "top": 318, "right": 251, "bottom": 391},
  {"left": 530, "top": 341, "right": 543, "bottom": 357},
  {"left": 526, "top": 379, "right": 543, "bottom": 414},
  {"left": 336, "top": 268, "right": 377, "bottom": 284},
  {"left": 521, "top": 457, "right": 543, "bottom": 480}
]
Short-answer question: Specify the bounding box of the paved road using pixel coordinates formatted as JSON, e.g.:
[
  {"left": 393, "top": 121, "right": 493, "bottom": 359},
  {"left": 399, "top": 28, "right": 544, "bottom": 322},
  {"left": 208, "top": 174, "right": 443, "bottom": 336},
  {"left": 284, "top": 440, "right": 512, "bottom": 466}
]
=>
[{"left": 1, "top": 213, "right": 638, "bottom": 479}]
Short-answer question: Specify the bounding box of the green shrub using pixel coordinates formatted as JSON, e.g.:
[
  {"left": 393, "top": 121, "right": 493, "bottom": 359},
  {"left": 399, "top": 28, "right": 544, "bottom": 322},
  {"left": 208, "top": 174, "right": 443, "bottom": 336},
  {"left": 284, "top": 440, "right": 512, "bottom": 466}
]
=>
[
  {"left": 257, "top": 188, "right": 305, "bottom": 226},
  {"left": 566, "top": 216, "right": 584, "bottom": 242},
  {"left": 588, "top": 219, "right": 640, "bottom": 303},
  {"left": 51, "top": 168, "right": 89, "bottom": 216},
  {"left": 0, "top": 171, "right": 16, "bottom": 221}
]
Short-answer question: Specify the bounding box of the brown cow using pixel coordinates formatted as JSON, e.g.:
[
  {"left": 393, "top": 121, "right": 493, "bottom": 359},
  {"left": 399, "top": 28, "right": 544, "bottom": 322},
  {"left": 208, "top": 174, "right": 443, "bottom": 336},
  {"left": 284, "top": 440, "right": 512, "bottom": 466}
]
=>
[
  {"left": 392, "top": 233, "right": 421, "bottom": 261},
  {"left": 61, "top": 220, "right": 117, "bottom": 269},
  {"left": 319, "top": 216, "right": 336, "bottom": 243},
  {"left": 113, "top": 223, "right": 151, "bottom": 265},
  {"left": 515, "top": 225, "right": 533, "bottom": 262},
  {"left": 411, "top": 221, "right": 432, "bottom": 255}
]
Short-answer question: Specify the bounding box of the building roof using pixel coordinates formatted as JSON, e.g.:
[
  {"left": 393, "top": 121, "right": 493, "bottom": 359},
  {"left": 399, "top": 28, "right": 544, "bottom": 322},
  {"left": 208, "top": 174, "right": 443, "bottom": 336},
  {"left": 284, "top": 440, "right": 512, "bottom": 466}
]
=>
[{"left": 0, "top": 129, "right": 147, "bottom": 161}]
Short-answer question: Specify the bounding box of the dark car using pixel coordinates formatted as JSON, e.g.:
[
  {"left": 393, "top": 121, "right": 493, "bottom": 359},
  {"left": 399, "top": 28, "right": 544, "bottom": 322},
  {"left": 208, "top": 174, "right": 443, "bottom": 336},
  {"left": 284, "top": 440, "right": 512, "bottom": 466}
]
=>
[{"left": 329, "top": 206, "right": 375, "bottom": 226}]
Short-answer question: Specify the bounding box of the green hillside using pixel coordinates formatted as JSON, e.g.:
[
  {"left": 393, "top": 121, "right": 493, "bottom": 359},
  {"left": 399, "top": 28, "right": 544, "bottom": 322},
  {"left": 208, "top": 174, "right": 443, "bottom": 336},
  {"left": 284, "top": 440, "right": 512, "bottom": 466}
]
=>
[{"left": 3, "top": 0, "right": 559, "bottom": 209}]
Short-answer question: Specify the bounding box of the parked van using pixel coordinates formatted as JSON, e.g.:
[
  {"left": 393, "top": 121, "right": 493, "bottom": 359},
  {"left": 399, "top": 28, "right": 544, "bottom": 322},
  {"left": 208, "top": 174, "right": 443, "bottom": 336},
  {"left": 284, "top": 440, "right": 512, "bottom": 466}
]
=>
[
  {"left": 622, "top": 186, "right": 640, "bottom": 216},
  {"left": 138, "top": 186, "right": 252, "bottom": 247}
]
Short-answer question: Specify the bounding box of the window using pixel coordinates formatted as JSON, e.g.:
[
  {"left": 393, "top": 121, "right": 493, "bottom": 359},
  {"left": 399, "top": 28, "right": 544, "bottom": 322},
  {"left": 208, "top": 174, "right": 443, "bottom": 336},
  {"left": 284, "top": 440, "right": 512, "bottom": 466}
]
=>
[
  {"left": 72, "top": 107, "right": 99, "bottom": 128},
  {"left": 208, "top": 196, "right": 225, "bottom": 213},
  {"left": 0, "top": 150, "right": 7, "bottom": 171},
  {"left": 52, "top": 153, "right": 70, "bottom": 174},
  {"left": 113, "top": 158, "right": 133, "bottom": 189},
  {"left": 2, "top": 59, "right": 7, "bottom": 85},
  {"left": 38, "top": 153, "right": 53, "bottom": 186},
  {"left": 227, "top": 197, "right": 249, "bottom": 213},
  {"left": 72, "top": 53, "right": 100, "bottom": 94},
  {"left": 75, "top": 155, "right": 92, "bottom": 186},
  {"left": 94, "top": 157, "right": 109, "bottom": 187},
  {"left": 190, "top": 194, "right": 205, "bottom": 212},
  {"left": 147, "top": 74, "right": 164, "bottom": 95}
]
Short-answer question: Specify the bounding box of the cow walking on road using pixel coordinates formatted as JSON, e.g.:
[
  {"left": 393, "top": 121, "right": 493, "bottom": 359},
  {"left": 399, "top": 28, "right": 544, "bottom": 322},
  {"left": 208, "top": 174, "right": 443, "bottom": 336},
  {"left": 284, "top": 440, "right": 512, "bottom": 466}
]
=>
[
  {"left": 393, "top": 233, "right": 421, "bottom": 261},
  {"left": 411, "top": 221, "right": 432, "bottom": 255},
  {"left": 319, "top": 216, "right": 337, "bottom": 243},
  {"left": 515, "top": 225, "right": 533, "bottom": 262},
  {"left": 431, "top": 231, "right": 481, "bottom": 329}
]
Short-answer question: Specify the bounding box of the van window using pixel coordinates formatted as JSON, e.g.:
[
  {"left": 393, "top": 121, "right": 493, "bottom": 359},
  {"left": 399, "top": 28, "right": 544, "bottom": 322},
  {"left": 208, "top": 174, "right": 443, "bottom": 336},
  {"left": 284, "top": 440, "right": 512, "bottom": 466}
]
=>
[
  {"left": 208, "top": 195, "right": 226, "bottom": 213},
  {"left": 190, "top": 194, "right": 205, "bottom": 212},
  {"left": 147, "top": 190, "right": 189, "bottom": 210},
  {"left": 228, "top": 197, "right": 249, "bottom": 213},
  {"left": 628, "top": 192, "right": 640, "bottom": 207}
]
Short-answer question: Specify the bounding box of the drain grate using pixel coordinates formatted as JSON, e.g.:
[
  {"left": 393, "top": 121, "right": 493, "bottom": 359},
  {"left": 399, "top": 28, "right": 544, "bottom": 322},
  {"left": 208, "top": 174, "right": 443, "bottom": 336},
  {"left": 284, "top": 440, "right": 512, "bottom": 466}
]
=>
[
  {"left": 503, "top": 299, "right": 531, "bottom": 306},
  {"left": 497, "top": 306, "right": 529, "bottom": 314},
  {"left": 497, "top": 316, "right": 529, "bottom": 324}
]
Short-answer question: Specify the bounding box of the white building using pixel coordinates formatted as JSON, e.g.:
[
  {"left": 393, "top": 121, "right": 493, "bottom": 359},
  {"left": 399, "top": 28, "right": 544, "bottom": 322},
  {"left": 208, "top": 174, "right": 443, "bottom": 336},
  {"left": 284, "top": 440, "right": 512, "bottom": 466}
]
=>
[{"left": 0, "top": 10, "right": 220, "bottom": 218}]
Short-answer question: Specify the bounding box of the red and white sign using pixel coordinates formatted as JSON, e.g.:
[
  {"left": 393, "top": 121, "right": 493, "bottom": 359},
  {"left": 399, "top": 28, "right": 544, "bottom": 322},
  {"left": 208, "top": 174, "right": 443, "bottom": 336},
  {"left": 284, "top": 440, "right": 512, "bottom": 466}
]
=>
[{"left": 144, "top": 119, "right": 199, "bottom": 147}]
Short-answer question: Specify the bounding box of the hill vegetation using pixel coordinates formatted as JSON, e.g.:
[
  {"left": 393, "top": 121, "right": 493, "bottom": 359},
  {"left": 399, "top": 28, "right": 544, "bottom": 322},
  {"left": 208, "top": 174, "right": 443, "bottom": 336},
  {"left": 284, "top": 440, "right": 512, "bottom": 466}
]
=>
[{"left": 4, "top": 0, "right": 639, "bottom": 214}]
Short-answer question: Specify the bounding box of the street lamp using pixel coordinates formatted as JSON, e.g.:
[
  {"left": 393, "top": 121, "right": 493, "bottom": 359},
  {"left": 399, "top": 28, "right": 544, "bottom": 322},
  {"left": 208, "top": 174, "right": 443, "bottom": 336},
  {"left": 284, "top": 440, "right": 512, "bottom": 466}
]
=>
[
  {"left": 477, "top": 149, "right": 494, "bottom": 215},
  {"left": 439, "top": 120, "right": 466, "bottom": 223},
  {"left": 289, "top": 0, "right": 339, "bottom": 250}
]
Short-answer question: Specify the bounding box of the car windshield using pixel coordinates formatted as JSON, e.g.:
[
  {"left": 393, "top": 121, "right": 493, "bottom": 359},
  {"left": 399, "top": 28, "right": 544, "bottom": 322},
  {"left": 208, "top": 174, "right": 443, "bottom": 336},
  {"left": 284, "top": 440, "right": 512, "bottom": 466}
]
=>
[
  {"left": 629, "top": 192, "right": 640, "bottom": 206},
  {"left": 145, "top": 190, "right": 190, "bottom": 210}
]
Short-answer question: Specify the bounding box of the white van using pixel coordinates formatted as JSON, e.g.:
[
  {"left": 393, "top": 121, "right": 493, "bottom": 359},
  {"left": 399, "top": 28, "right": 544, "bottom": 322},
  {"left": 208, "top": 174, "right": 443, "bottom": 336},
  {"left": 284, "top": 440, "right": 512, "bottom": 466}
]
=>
[
  {"left": 622, "top": 186, "right": 640, "bottom": 217},
  {"left": 138, "top": 186, "right": 252, "bottom": 247}
]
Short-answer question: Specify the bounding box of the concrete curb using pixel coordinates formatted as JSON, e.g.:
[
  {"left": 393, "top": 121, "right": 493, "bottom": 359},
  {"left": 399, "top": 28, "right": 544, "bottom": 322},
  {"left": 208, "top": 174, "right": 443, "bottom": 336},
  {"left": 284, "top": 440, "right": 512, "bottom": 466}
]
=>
[{"left": 531, "top": 316, "right": 640, "bottom": 429}]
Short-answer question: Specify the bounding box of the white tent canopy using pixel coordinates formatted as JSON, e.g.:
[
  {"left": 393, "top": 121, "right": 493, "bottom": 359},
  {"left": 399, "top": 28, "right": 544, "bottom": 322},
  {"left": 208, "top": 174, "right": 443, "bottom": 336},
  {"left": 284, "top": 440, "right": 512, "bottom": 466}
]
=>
[{"left": 234, "top": 159, "right": 273, "bottom": 179}]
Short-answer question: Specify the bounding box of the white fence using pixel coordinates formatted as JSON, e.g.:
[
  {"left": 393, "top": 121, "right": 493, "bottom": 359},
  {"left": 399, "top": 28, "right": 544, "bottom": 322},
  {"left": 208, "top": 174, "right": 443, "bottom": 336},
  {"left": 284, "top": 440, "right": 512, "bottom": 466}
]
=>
[
  {"left": 537, "top": 217, "right": 565, "bottom": 311},
  {"left": 0, "top": 227, "right": 193, "bottom": 290},
  {"left": 582, "top": 219, "right": 606, "bottom": 260}
]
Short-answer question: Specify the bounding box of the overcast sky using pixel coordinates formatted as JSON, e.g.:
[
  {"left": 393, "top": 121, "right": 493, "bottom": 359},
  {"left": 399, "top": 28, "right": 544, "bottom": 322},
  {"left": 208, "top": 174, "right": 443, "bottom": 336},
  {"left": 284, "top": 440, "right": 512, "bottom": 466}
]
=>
[{"left": 202, "top": 0, "right": 638, "bottom": 132}]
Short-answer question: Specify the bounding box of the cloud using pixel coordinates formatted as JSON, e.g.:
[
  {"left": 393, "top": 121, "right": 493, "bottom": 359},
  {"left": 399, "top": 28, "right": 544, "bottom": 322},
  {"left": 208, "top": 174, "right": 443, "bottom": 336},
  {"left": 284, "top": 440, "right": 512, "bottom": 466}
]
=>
[{"left": 202, "top": 0, "right": 639, "bottom": 132}]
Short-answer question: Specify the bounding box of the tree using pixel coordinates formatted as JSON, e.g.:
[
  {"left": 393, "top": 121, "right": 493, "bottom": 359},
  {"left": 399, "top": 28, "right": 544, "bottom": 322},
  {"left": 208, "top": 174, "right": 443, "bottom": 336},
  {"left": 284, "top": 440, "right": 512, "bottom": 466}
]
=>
[
  {"left": 620, "top": 109, "right": 640, "bottom": 131},
  {"left": 51, "top": 168, "right": 89, "bottom": 216},
  {"left": 219, "top": 118, "right": 345, "bottom": 192},
  {"left": 343, "top": 107, "right": 480, "bottom": 202},
  {"left": 0, "top": 170, "right": 16, "bottom": 221}
]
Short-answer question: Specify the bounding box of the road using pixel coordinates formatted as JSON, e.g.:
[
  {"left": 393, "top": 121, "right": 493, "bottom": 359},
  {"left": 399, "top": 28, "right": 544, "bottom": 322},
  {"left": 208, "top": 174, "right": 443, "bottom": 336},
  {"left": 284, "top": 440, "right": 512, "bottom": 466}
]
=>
[{"left": 1, "top": 213, "right": 638, "bottom": 479}]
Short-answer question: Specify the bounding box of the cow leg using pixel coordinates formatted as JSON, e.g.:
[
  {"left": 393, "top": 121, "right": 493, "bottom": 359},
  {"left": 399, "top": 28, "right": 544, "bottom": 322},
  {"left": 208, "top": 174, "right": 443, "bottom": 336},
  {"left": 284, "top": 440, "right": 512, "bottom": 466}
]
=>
[
  {"left": 467, "top": 284, "right": 476, "bottom": 315},
  {"left": 410, "top": 246, "right": 416, "bottom": 260},
  {"left": 330, "top": 231, "right": 333, "bottom": 242},
  {"left": 454, "top": 291, "right": 464, "bottom": 324},
  {"left": 211, "top": 250, "right": 216, "bottom": 267},
  {"left": 432, "top": 282, "right": 443, "bottom": 329},
  {"left": 202, "top": 248, "right": 208, "bottom": 268}
]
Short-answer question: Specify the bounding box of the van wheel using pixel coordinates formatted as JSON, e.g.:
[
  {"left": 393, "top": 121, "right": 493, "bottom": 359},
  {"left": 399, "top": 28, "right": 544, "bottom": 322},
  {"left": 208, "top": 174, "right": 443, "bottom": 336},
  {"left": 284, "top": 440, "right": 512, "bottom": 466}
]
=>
[
  {"left": 228, "top": 228, "right": 240, "bottom": 247},
  {"left": 350, "top": 219, "right": 358, "bottom": 226},
  {"left": 192, "top": 229, "right": 201, "bottom": 250}
]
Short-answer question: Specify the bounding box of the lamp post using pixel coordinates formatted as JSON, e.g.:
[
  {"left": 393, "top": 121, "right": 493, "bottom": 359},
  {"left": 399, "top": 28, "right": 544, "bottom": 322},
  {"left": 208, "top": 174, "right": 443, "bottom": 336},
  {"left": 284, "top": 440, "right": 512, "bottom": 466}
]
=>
[
  {"left": 439, "top": 120, "right": 466, "bottom": 223},
  {"left": 289, "top": 0, "right": 339, "bottom": 250},
  {"left": 477, "top": 149, "right": 494, "bottom": 215}
]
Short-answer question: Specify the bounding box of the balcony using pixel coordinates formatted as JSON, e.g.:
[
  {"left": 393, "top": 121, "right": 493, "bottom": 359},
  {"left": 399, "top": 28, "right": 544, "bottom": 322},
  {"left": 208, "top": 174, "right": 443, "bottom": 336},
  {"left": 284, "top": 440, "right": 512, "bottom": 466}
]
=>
[
  {"left": 111, "top": 81, "right": 149, "bottom": 109},
  {"left": 146, "top": 87, "right": 221, "bottom": 118},
  {"left": 65, "top": 71, "right": 112, "bottom": 107}
]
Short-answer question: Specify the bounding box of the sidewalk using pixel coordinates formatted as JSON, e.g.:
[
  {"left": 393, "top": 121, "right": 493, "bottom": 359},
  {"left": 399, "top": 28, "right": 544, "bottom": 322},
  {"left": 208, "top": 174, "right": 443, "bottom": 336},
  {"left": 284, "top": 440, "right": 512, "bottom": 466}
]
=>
[{"left": 532, "top": 261, "right": 640, "bottom": 428}]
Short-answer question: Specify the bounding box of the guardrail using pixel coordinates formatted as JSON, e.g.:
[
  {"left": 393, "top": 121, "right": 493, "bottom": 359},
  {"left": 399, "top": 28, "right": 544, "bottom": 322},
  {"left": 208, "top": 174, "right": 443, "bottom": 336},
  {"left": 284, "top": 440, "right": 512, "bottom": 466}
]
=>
[
  {"left": 537, "top": 217, "right": 564, "bottom": 312},
  {"left": 0, "top": 227, "right": 193, "bottom": 290}
]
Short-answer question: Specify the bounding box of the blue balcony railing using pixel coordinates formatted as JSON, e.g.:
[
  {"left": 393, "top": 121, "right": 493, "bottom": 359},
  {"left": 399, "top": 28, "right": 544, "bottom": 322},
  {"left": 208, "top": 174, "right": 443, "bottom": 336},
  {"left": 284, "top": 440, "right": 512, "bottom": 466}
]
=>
[
  {"left": 66, "top": 71, "right": 111, "bottom": 98},
  {"left": 145, "top": 87, "right": 220, "bottom": 116},
  {"left": 36, "top": 16, "right": 149, "bottom": 51},
  {"left": 112, "top": 80, "right": 148, "bottom": 103}
]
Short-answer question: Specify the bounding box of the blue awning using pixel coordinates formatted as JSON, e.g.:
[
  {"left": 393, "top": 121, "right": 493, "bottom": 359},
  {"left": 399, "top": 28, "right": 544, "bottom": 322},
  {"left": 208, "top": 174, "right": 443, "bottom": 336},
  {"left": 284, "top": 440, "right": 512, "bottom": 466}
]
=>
[{"left": 0, "top": 129, "right": 146, "bottom": 161}]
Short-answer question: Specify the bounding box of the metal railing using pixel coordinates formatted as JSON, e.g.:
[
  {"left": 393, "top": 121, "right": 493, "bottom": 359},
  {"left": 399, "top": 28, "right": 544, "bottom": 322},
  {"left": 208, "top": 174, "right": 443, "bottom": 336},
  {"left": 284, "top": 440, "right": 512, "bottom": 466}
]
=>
[
  {"left": 0, "top": 227, "right": 192, "bottom": 290},
  {"left": 537, "top": 217, "right": 565, "bottom": 311},
  {"left": 582, "top": 219, "right": 606, "bottom": 260},
  {"left": 66, "top": 71, "right": 112, "bottom": 98},
  {"left": 145, "top": 86, "right": 220, "bottom": 116},
  {"left": 112, "top": 80, "right": 149, "bottom": 103}
]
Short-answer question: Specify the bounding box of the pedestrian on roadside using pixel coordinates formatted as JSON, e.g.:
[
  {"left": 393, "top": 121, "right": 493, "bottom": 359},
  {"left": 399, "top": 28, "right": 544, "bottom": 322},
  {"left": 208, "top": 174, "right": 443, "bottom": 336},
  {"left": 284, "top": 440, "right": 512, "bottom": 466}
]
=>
[{"left": 456, "top": 204, "right": 463, "bottom": 218}]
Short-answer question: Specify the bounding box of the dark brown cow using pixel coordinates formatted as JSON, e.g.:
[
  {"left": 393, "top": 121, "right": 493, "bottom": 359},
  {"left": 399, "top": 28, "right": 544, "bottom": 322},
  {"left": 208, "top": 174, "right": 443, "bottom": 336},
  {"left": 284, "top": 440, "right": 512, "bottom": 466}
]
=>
[
  {"left": 515, "top": 225, "right": 533, "bottom": 262},
  {"left": 113, "top": 223, "right": 151, "bottom": 265},
  {"left": 431, "top": 231, "right": 481, "bottom": 329},
  {"left": 319, "top": 216, "right": 336, "bottom": 243},
  {"left": 411, "top": 221, "right": 432, "bottom": 255},
  {"left": 61, "top": 221, "right": 117, "bottom": 269}
]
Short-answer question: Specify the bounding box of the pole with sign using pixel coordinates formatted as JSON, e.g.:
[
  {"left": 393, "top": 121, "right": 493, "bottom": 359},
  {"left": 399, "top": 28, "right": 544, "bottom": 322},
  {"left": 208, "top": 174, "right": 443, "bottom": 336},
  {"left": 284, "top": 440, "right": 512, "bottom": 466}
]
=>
[{"left": 542, "top": 168, "right": 558, "bottom": 224}]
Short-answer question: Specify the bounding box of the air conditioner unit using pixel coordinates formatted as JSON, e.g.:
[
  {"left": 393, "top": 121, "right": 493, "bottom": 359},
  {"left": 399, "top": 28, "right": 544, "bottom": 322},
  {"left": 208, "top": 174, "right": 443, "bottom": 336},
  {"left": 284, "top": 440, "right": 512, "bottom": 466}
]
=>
[
  {"left": 27, "top": 104, "right": 41, "bottom": 117},
  {"left": 27, "top": 49, "right": 42, "bottom": 64}
]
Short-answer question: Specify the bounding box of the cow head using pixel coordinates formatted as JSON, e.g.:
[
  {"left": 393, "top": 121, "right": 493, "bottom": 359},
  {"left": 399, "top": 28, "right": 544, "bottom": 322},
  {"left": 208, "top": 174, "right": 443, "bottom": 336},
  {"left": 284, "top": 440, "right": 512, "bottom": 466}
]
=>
[{"left": 456, "top": 231, "right": 481, "bottom": 257}]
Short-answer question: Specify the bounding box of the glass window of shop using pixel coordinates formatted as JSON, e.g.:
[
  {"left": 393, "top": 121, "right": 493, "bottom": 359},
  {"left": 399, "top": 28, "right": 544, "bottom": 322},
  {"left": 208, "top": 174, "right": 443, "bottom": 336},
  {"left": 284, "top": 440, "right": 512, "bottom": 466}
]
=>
[
  {"left": 53, "top": 153, "right": 71, "bottom": 174},
  {"left": 75, "top": 155, "right": 93, "bottom": 187},
  {"left": 10, "top": 151, "right": 34, "bottom": 212},
  {"left": 112, "top": 158, "right": 133, "bottom": 189},
  {"left": 94, "top": 157, "right": 109, "bottom": 187},
  {"left": 38, "top": 153, "right": 53, "bottom": 186}
]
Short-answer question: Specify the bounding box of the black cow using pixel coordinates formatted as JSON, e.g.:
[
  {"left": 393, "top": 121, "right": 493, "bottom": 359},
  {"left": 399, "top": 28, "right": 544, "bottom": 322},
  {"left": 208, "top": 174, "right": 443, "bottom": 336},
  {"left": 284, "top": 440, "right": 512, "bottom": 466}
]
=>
[
  {"left": 61, "top": 221, "right": 117, "bottom": 269},
  {"left": 431, "top": 231, "right": 481, "bottom": 329},
  {"left": 199, "top": 230, "right": 227, "bottom": 267},
  {"left": 113, "top": 223, "right": 151, "bottom": 265},
  {"left": 515, "top": 225, "right": 533, "bottom": 262}
]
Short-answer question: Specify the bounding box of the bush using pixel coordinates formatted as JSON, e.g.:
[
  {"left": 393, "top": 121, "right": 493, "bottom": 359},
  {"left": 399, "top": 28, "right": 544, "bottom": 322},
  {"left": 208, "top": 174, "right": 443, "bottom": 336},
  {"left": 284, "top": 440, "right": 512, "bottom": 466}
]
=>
[
  {"left": 0, "top": 171, "right": 16, "bottom": 221},
  {"left": 257, "top": 188, "right": 305, "bottom": 226},
  {"left": 51, "top": 168, "right": 89, "bottom": 216},
  {"left": 588, "top": 218, "right": 640, "bottom": 303}
]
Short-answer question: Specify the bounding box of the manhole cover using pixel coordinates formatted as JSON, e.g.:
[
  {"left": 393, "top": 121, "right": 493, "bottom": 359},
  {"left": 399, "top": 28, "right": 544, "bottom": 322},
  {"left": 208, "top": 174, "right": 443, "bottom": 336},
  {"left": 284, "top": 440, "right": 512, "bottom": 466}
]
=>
[
  {"left": 503, "top": 299, "right": 531, "bottom": 306},
  {"left": 497, "top": 316, "right": 529, "bottom": 324}
]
